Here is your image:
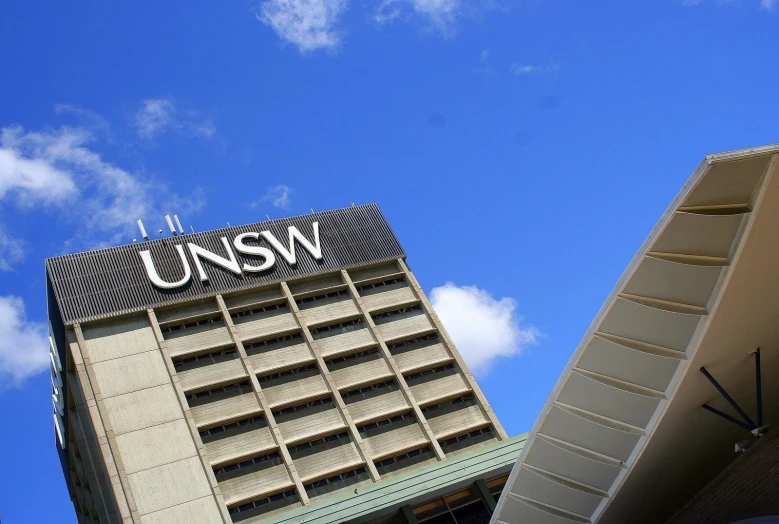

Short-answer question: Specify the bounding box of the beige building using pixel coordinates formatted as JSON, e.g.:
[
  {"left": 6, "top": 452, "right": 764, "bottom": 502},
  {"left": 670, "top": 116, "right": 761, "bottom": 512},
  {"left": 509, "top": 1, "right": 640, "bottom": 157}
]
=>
[{"left": 47, "top": 205, "right": 519, "bottom": 524}]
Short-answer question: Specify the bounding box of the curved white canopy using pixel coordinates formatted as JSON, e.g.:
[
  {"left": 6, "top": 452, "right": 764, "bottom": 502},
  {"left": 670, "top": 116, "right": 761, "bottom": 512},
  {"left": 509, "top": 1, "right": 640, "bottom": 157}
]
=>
[{"left": 493, "top": 145, "right": 779, "bottom": 524}]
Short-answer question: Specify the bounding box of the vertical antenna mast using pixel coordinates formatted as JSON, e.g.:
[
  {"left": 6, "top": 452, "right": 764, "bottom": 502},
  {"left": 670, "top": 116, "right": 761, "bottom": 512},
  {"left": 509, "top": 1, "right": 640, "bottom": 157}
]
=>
[
  {"left": 173, "top": 215, "right": 184, "bottom": 235},
  {"left": 165, "top": 215, "right": 177, "bottom": 236},
  {"left": 137, "top": 219, "right": 149, "bottom": 241}
]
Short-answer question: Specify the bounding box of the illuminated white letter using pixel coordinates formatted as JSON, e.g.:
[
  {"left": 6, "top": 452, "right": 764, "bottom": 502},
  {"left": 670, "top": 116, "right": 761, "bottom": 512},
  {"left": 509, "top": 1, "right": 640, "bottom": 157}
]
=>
[
  {"left": 188, "top": 237, "right": 242, "bottom": 282},
  {"left": 233, "top": 232, "right": 276, "bottom": 272},
  {"left": 140, "top": 245, "right": 192, "bottom": 289},
  {"left": 261, "top": 222, "right": 323, "bottom": 265}
]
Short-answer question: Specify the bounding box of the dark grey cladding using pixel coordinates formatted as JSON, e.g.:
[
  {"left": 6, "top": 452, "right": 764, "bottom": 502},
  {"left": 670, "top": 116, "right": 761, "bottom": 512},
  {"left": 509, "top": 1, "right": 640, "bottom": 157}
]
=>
[{"left": 46, "top": 204, "right": 405, "bottom": 325}]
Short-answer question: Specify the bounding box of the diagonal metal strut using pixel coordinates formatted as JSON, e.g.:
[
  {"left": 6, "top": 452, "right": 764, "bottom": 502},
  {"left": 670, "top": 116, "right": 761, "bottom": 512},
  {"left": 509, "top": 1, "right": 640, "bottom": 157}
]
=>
[{"left": 700, "top": 365, "right": 757, "bottom": 431}]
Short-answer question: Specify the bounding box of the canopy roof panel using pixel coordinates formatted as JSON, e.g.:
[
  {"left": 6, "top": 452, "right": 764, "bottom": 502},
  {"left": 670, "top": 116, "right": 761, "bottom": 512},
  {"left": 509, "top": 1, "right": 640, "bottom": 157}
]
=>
[{"left": 493, "top": 144, "right": 779, "bottom": 524}]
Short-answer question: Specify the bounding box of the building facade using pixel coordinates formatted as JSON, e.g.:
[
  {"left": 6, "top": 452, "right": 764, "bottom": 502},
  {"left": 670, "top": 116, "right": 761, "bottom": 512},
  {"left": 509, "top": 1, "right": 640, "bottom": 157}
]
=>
[{"left": 46, "top": 204, "right": 518, "bottom": 524}]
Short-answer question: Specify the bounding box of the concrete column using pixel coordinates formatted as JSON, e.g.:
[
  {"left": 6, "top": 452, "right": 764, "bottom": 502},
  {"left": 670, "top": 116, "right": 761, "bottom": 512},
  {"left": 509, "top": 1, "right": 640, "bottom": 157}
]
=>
[
  {"left": 280, "top": 281, "right": 382, "bottom": 482},
  {"left": 214, "top": 293, "right": 310, "bottom": 505},
  {"left": 146, "top": 309, "right": 233, "bottom": 523},
  {"left": 341, "top": 269, "right": 446, "bottom": 461},
  {"left": 396, "top": 258, "right": 508, "bottom": 440},
  {"left": 72, "top": 323, "right": 141, "bottom": 523}
]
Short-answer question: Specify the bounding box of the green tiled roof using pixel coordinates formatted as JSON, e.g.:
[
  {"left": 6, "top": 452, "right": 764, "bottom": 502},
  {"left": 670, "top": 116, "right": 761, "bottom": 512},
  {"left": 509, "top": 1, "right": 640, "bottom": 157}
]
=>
[{"left": 257, "top": 433, "right": 528, "bottom": 524}]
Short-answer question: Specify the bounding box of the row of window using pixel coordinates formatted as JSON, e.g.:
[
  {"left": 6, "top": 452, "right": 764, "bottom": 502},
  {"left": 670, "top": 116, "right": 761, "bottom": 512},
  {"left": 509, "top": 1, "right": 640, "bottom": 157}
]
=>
[
  {"left": 421, "top": 394, "right": 474, "bottom": 415},
  {"left": 354, "top": 276, "right": 405, "bottom": 292},
  {"left": 228, "top": 489, "right": 296, "bottom": 516},
  {"left": 342, "top": 379, "right": 396, "bottom": 399},
  {"left": 387, "top": 332, "right": 439, "bottom": 351},
  {"left": 358, "top": 411, "right": 415, "bottom": 433},
  {"left": 304, "top": 467, "right": 366, "bottom": 492},
  {"left": 199, "top": 415, "right": 264, "bottom": 438},
  {"left": 288, "top": 431, "right": 349, "bottom": 453},
  {"left": 272, "top": 396, "right": 333, "bottom": 417},
  {"left": 374, "top": 446, "right": 430, "bottom": 469},
  {"left": 186, "top": 380, "right": 251, "bottom": 401},
  {"left": 440, "top": 427, "right": 493, "bottom": 448},
  {"left": 213, "top": 451, "right": 280, "bottom": 477},
  {"left": 161, "top": 314, "right": 222, "bottom": 334},
  {"left": 296, "top": 289, "right": 348, "bottom": 305},
  {"left": 371, "top": 304, "right": 421, "bottom": 321},
  {"left": 173, "top": 347, "right": 237, "bottom": 368},
  {"left": 231, "top": 301, "right": 288, "bottom": 319},
  {"left": 326, "top": 348, "right": 379, "bottom": 366},
  {"left": 257, "top": 364, "right": 317, "bottom": 383},
  {"left": 311, "top": 317, "right": 363, "bottom": 336},
  {"left": 405, "top": 363, "right": 455, "bottom": 382},
  {"left": 243, "top": 332, "right": 302, "bottom": 352}
]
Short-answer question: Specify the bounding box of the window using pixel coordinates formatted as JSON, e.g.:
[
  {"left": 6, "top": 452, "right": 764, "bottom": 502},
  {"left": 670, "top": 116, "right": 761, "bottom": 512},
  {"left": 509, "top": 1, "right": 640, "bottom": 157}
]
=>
[
  {"left": 355, "top": 277, "right": 405, "bottom": 292},
  {"left": 230, "top": 301, "right": 288, "bottom": 319},
  {"left": 257, "top": 364, "right": 318, "bottom": 384},
  {"left": 272, "top": 396, "right": 334, "bottom": 418},
  {"left": 213, "top": 451, "right": 280, "bottom": 478},
  {"left": 227, "top": 489, "right": 296, "bottom": 517},
  {"left": 185, "top": 380, "right": 252, "bottom": 403},
  {"left": 374, "top": 446, "right": 431, "bottom": 469},
  {"left": 326, "top": 348, "right": 379, "bottom": 366},
  {"left": 304, "top": 467, "right": 369, "bottom": 498},
  {"left": 439, "top": 427, "right": 494, "bottom": 451},
  {"left": 199, "top": 415, "right": 264, "bottom": 438},
  {"left": 243, "top": 332, "right": 302, "bottom": 353},
  {"left": 287, "top": 431, "right": 349, "bottom": 453},
  {"left": 173, "top": 347, "right": 238, "bottom": 371},
  {"left": 296, "top": 289, "right": 349, "bottom": 305},
  {"left": 421, "top": 394, "right": 474, "bottom": 415},
  {"left": 342, "top": 379, "right": 397, "bottom": 400},
  {"left": 161, "top": 314, "right": 222, "bottom": 335},
  {"left": 311, "top": 318, "right": 364, "bottom": 338},
  {"left": 405, "top": 363, "right": 455, "bottom": 382},
  {"left": 371, "top": 305, "right": 422, "bottom": 324},
  {"left": 413, "top": 487, "right": 491, "bottom": 523},
  {"left": 387, "top": 333, "right": 439, "bottom": 352},
  {"left": 358, "top": 411, "right": 416, "bottom": 437}
]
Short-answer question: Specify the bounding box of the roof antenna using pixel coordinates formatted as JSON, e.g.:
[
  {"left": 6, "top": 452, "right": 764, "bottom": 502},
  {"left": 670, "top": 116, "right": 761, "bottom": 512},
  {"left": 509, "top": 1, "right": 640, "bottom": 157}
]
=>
[
  {"left": 190, "top": 225, "right": 195, "bottom": 234},
  {"left": 311, "top": 208, "right": 315, "bottom": 214},
  {"left": 165, "top": 215, "right": 177, "bottom": 236},
  {"left": 158, "top": 228, "right": 164, "bottom": 237},
  {"left": 173, "top": 215, "right": 184, "bottom": 235},
  {"left": 227, "top": 222, "right": 232, "bottom": 227},
  {"left": 266, "top": 214, "right": 271, "bottom": 221},
  {"left": 350, "top": 202, "right": 355, "bottom": 207},
  {"left": 137, "top": 219, "right": 149, "bottom": 241}
]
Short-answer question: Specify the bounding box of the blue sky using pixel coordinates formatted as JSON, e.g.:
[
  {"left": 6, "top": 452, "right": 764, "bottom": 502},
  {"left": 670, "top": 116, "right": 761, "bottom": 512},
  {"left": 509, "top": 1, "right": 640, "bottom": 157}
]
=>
[{"left": 1, "top": 0, "right": 778, "bottom": 521}]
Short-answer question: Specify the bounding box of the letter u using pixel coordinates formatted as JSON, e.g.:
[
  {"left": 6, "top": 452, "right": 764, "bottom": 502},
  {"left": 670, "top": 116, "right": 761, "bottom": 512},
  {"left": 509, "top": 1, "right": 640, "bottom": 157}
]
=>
[{"left": 139, "top": 245, "right": 192, "bottom": 289}]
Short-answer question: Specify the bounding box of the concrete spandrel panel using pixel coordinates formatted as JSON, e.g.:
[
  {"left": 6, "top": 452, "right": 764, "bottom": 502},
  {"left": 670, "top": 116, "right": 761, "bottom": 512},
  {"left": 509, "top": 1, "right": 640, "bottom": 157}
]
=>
[
  {"left": 177, "top": 358, "right": 247, "bottom": 392},
  {"left": 204, "top": 426, "right": 275, "bottom": 467},
  {"left": 650, "top": 212, "right": 744, "bottom": 258},
  {"left": 316, "top": 328, "right": 375, "bottom": 358},
  {"left": 115, "top": 419, "right": 197, "bottom": 475},
  {"left": 576, "top": 335, "right": 682, "bottom": 392},
  {"left": 247, "top": 342, "right": 313, "bottom": 375},
  {"left": 599, "top": 298, "right": 701, "bottom": 352},
  {"left": 682, "top": 155, "right": 771, "bottom": 207},
  {"left": 277, "top": 408, "right": 344, "bottom": 444},
  {"left": 497, "top": 496, "right": 589, "bottom": 524},
  {"left": 557, "top": 371, "right": 662, "bottom": 429},
  {"left": 103, "top": 383, "right": 184, "bottom": 435},
  {"left": 346, "top": 390, "right": 409, "bottom": 424},
  {"left": 165, "top": 326, "right": 233, "bottom": 358},
  {"left": 190, "top": 393, "right": 261, "bottom": 428},
  {"left": 393, "top": 342, "right": 451, "bottom": 374},
  {"left": 294, "top": 442, "right": 363, "bottom": 482},
  {"left": 139, "top": 495, "right": 223, "bottom": 524},
  {"left": 360, "top": 286, "right": 416, "bottom": 313},
  {"left": 512, "top": 466, "right": 603, "bottom": 519},
  {"left": 234, "top": 312, "right": 298, "bottom": 343},
  {"left": 409, "top": 373, "right": 469, "bottom": 405},
  {"left": 427, "top": 404, "right": 488, "bottom": 439},
  {"left": 82, "top": 315, "right": 158, "bottom": 363},
  {"left": 91, "top": 350, "right": 170, "bottom": 399},
  {"left": 330, "top": 358, "right": 392, "bottom": 391},
  {"left": 364, "top": 423, "right": 427, "bottom": 458},
  {"left": 376, "top": 315, "right": 433, "bottom": 342},
  {"left": 624, "top": 257, "right": 723, "bottom": 308},
  {"left": 524, "top": 436, "right": 622, "bottom": 492},
  {"left": 348, "top": 262, "right": 400, "bottom": 283},
  {"left": 219, "top": 463, "right": 293, "bottom": 506},
  {"left": 263, "top": 374, "right": 329, "bottom": 408},
  {"left": 299, "top": 299, "right": 360, "bottom": 327},
  {"left": 127, "top": 455, "right": 213, "bottom": 516},
  {"left": 540, "top": 404, "right": 641, "bottom": 463}
]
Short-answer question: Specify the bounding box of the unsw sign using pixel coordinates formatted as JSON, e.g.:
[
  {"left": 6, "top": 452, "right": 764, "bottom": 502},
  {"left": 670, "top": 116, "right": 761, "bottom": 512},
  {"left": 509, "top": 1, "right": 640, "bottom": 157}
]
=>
[{"left": 139, "top": 222, "right": 323, "bottom": 289}]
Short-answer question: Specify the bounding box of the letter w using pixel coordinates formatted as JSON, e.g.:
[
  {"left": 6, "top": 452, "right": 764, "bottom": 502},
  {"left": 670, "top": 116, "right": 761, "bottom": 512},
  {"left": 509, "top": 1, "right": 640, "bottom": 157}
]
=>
[{"left": 261, "top": 222, "right": 323, "bottom": 265}]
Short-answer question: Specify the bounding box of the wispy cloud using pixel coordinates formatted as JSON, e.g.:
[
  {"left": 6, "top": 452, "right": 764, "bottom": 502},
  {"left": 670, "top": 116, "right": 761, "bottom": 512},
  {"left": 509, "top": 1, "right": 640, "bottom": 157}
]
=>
[
  {"left": 762, "top": 0, "right": 775, "bottom": 10},
  {"left": 376, "top": 0, "right": 460, "bottom": 34},
  {"left": 473, "top": 49, "right": 495, "bottom": 76},
  {"left": 251, "top": 184, "right": 292, "bottom": 210},
  {"left": 430, "top": 282, "right": 541, "bottom": 375},
  {"left": 0, "top": 226, "right": 24, "bottom": 271},
  {"left": 682, "top": 0, "right": 771, "bottom": 8},
  {"left": 510, "top": 63, "right": 561, "bottom": 75},
  {"left": 134, "top": 99, "right": 215, "bottom": 140},
  {"left": 0, "top": 296, "right": 49, "bottom": 387},
  {"left": 257, "top": 0, "right": 346, "bottom": 52}
]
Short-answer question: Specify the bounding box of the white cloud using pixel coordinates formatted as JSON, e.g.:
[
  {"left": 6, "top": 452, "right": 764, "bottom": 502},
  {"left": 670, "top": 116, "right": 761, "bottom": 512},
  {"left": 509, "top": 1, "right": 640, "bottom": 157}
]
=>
[
  {"left": 510, "top": 63, "right": 560, "bottom": 75},
  {"left": 0, "top": 296, "right": 49, "bottom": 386},
  {"left": 762, "top": 0, "right": 775, "bottom": 10},
  {"left": 252, "top": 184, "right": 292, "bottom": 209},
  {"left": 0, "top": 124, "right": 204, "bottom": 258},
  {"left": 258, "top": 0, "right": 346, "bottom": 52},
  {"left": 376, "top": 0, "right": 460, "bottom": 33},
  {"left": 430, "top": 282, "right": 540, "bottom": 375},
  {"left": 0, "top": 226, "right": 24, "bottom": 271},
  {"left": 135, "top": 99, "right": 215, "bottom": 140}
]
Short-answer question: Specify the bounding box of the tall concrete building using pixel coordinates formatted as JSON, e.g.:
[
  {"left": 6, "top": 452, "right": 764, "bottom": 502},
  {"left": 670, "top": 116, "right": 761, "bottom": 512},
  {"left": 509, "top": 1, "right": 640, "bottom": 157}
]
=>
[{"left": 47, "top": 204, "right": 524, "bottom": 524}]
